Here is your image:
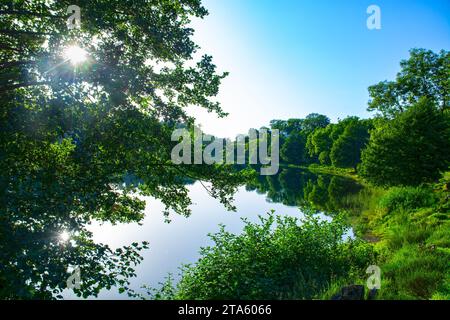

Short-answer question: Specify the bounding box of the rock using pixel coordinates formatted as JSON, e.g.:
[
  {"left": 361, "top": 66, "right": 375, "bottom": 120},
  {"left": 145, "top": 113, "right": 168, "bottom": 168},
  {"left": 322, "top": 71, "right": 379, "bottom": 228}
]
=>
[
  {"left": 367, "top": 288, "right": 378, "bottom": 300},
  {"left": 331, "top": 285, "right": 365, "bottom": 300}
]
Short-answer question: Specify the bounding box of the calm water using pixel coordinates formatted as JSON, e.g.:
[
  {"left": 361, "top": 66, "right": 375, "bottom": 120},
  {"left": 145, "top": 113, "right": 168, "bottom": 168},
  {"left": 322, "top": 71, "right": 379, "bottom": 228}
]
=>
[{"left": 64, "top": 168, "right": 362, "bottom": 299}]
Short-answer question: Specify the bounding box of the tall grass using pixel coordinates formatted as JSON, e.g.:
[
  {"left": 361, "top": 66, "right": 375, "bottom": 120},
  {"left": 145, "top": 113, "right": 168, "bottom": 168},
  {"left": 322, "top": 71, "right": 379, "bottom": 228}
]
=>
[{"left": 369, "top": 182, "right": 450, "bottom": 300}]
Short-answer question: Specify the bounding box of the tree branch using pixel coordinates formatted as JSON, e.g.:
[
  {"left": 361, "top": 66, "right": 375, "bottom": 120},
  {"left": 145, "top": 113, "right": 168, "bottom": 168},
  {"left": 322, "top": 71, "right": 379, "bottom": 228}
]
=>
[
  {"left": 0, "top": 60, "right": 36, "bottom": 69},
  {"left": 0, "top": 29, "right": 54, "bottom": 37},
  {"left": 0, "top": 10, "right": 64, "bottom": 18},
  {"left": 0, "top": 80, "right": 52, "bottom": 93}
]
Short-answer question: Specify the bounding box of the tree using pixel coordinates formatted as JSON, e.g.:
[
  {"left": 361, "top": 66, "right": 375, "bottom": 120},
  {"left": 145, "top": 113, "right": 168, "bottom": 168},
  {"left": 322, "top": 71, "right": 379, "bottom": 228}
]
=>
[
  {"left": 280, "top": 132, "right": 307, "bottom": 165},
  {"left": 274, "top": 114, "right": 329, "bottom": 165},
  {"left": 330, "top": 119, "right": 371, "bottom": 170},
  {"left": 302, "top": 113, "right": 330, "bottom": 133},
  {"left": 0, "top": 0, "right": 245, "bottom": 299},
  {"left": 306, "top": 126, "right": 333, "bottom": 165},
  {"left": 360, "top": 98, "right": 450, "bottom": 186},
  {"left": 270, "top": 114, "right": 329, "bottom": 137},
  {"left": 368, "top": 49, "right": 450, "bottom": 118}
]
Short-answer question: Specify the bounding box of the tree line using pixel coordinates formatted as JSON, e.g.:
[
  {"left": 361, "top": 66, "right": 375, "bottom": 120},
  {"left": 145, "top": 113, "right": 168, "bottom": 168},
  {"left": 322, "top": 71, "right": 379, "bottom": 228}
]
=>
[{"left": 261, "top": 49, "right": 449, "bottom": 187}]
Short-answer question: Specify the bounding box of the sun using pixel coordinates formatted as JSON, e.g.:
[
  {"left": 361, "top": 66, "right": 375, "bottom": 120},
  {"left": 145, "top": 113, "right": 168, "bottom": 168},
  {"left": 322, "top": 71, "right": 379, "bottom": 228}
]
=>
[
  {"left": 59, "top": 230, "right": 71, "bottom": 242},
  {"left": 63, "top": 45, "right": 88, "bottom": 65}
]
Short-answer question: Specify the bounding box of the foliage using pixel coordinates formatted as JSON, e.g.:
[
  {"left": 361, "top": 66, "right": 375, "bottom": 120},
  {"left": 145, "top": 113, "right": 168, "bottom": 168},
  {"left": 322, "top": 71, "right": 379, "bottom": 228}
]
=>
[
  {"left": 368, "top": 48, "right": 449, "bottom": 118},
  {"left": 270, "top": 114, "right": 329, "bottom": 137},
  {"left": 246, "top": 169, "right": 450, "bottom": 300},
  {"left": 303, "top": 117, "right": 372, "bottom": 170},
  {"left": 1, "top": 0, "right": 448, "bottom": 301},
  {"left": 168, "top": 213, "right": 374, "bottom": 300},
  {"left": 356, "top": 173, "right": 450, "bottom": 300},
  {"left": 280, "top": 132, "right": 307, "bottom": 165},
  {"left": 0, "top": 0, "right": 246, "bottom": 299},
  {"left": 301, "top": 113, "right": 331, "bottom": 133},
  {"left": 330, "top": 120, "right": 371, "bottom": 170},
  {"left": 379, "top": 186, "right": 437, "bottom": 213},
  {"left": 306, "top": 126, "right": 333, "bottom": 165},
  {"left": 271, "top": 114, "right": 330, "bottom": 165},
  {"left": 360, "top": 98, "right": 450, "bottom": 186}
]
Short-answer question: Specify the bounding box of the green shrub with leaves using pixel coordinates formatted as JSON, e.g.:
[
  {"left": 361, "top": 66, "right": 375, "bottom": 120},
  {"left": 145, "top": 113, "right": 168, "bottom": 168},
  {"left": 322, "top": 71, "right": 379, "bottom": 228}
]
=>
[
  {"left": 379, "top": 186, "right": 437, "bottom": 213},
  {"left": 166, "top": 212, "right": 374, "bottom": 300},
  {"left": 360, "top": 98, "right": 450, "bottom": 186}
]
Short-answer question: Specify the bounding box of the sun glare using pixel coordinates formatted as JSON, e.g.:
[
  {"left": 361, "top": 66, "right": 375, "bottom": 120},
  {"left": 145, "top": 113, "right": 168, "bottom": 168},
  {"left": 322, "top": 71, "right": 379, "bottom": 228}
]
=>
[
  {"left": 59, "top": 230, "right": 71, "bottom": 242},
  {"left": 63, "top": 45, "right": 88, "bottom": 65}
]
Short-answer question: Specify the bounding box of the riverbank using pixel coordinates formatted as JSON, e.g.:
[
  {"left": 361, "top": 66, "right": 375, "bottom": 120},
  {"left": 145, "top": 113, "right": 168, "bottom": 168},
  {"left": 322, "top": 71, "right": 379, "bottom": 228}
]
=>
[
  {"left": 140, "top": 167, "right": 449, "bottom": 300},
  {"left": 281, "top": 163, "right": 362, "bottom": 183},
  {"left": 318, "top": 169, "right": 450, "bottom": 299}
]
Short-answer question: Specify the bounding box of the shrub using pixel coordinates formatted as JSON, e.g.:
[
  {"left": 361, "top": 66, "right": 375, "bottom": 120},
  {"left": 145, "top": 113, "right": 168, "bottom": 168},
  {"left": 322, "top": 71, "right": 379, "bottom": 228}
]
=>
[
  {"left": 170, "top": 213, "right": 374, "bottom": 300},
  {"left": 379, "top": 186, "right": 437, "bottom": 213}
]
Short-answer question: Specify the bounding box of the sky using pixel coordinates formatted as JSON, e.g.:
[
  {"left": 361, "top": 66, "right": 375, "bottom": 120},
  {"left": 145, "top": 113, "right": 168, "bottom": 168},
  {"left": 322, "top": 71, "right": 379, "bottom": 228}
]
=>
[{"left": 187, "top": 0, "right": 450, "bottom": 138}]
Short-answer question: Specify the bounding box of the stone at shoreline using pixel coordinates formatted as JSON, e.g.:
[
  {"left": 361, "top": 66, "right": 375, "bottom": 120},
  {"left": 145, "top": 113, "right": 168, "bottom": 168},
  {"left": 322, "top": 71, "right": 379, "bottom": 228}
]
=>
[{"left": 331, "top": 285, "right": 365, "bottom": 300}]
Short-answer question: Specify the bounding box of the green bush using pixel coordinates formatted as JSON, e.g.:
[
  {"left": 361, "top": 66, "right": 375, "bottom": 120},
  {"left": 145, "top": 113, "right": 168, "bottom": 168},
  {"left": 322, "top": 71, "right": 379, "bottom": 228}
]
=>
[
  {"left": 379, "top": 186, "right": 437, "bottom": 213},
  {"left": 360, "top": 98, "right": 450, "bottom": 186},
  {"left": 169, "top": 213, "right": 374, "bottom": 300}
]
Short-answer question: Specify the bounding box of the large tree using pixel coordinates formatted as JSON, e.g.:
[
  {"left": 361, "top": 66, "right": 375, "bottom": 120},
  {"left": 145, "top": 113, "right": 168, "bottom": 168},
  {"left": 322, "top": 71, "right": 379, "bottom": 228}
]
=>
[
  {"left": 306, "top": 125, "right": 333, "bottom": 165},
  {"left": 0, "top": 0, "right": 244, "bottom": 299},
  {"left": 360, "top": 98, "right": 450, "bottom": 186},
  {"left": 330, "top": 119, "right": 371, "bottom": 170},
  {"left": 368, "top": 49, "right": 449, "bottom": 118},
  {"left": 301, "top": 113, "right": 330, "bottom": 133},
  {"left": 280, "top": 132, "right": 307, "bottom": 165}
]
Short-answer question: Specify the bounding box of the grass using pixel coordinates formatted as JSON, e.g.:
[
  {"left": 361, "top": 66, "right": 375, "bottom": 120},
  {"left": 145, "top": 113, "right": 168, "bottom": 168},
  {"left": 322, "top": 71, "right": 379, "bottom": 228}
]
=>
[
  {"left": 142, "top": 168, "right": 450, "bottom": 300},
  {"left": 318, "top": 169, "right": 449, "bottom": 300},
  {"left": 365, "top": 179, "right": 450, "bottom": 300},
  {"left": 377, "top": 244, "right": 449, "bottom": 299},
  {"left": 307, "top": 164, "right": 358, "bottom": 180}
]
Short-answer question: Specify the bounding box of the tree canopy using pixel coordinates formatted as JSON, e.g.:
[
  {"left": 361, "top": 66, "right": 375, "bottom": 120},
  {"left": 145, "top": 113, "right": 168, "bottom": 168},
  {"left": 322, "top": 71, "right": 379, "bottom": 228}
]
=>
[
  {"left": 368, "top": 48, "right": 449, "bottom": 118},
  {"left": 0, "top": 0, "right": 245, "bottom": 299},
  {"left": 360, "top": 98, "right": 450, "bottom": 186},
  {"left": 330, "top": 119, "right": 371, "bottom": 170}
]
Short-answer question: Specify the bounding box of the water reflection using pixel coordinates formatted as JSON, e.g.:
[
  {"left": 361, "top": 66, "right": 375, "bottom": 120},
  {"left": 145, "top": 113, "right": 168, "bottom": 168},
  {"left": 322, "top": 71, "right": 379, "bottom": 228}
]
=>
[
  {"left": 247, "top": 168, "right": 363, "bottom": 214},
  {"left": 2, "top": 167, "right": 364, "bottom": 299},
  {"left": 67, "top": 168, "right": 364, "bottom": 299}
]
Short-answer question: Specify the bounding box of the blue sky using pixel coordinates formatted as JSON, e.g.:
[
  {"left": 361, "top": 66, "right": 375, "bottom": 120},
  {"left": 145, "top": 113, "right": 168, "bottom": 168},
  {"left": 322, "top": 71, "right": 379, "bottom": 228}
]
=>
[{"left": 189, "top": 0, "right": 450, "bottom": 138}]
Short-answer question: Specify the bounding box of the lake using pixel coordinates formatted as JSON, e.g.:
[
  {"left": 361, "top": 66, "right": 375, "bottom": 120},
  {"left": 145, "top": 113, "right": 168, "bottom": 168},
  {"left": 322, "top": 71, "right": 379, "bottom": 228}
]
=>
[{"left": 63, "top": 168, "right": 363, "bottom": 299}]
